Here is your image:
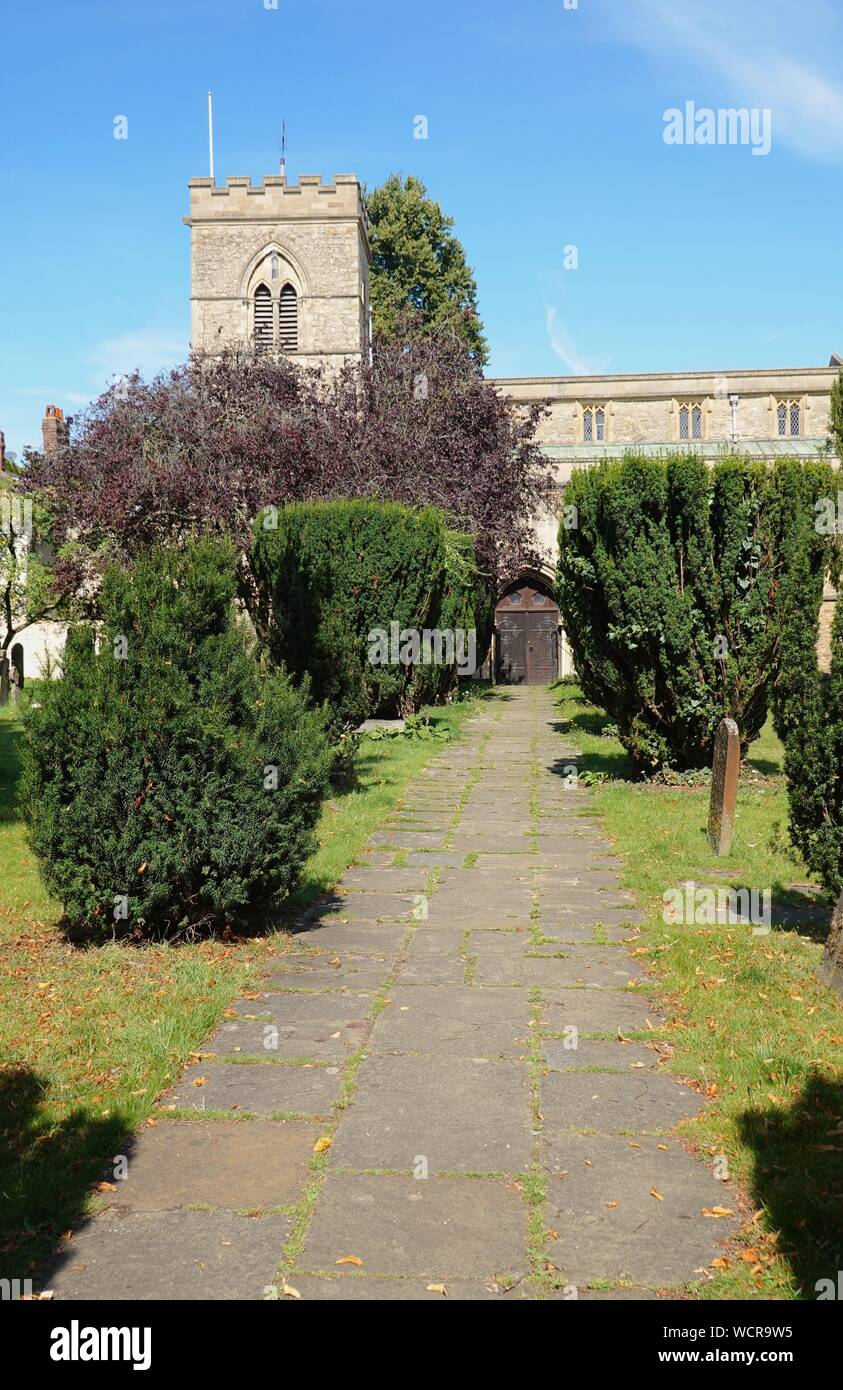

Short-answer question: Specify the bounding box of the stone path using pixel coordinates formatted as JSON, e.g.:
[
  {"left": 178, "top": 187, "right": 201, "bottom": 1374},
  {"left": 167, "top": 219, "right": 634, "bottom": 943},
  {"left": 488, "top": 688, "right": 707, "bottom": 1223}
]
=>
[{"left": 43, "top": 687, "right": 739, "bottom": 1301}]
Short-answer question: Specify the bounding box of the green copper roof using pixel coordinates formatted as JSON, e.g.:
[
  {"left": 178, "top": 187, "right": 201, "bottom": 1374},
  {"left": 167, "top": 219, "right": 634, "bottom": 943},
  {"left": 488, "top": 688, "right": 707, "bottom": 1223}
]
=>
[{"left": 540, "top": 438, "right": 831, "bottom": 461}]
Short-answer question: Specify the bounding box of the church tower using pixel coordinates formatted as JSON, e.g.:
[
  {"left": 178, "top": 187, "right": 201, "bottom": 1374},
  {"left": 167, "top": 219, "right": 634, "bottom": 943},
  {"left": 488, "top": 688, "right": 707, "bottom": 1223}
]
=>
[{"left": 184, "top": 172, "right": 371, "bottom": 367}]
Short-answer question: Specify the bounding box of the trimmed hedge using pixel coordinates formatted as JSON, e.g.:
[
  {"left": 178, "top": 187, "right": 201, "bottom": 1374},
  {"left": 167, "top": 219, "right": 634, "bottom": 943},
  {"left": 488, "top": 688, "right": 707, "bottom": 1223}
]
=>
[
  {"left": 21, "top": 540, "right": 331, "bottom": 937},
  {"left": 251, "top": 501, "right": 491, "bottom": 735},
  {"left": 557, "top": 454, "right": 837, "bottom": 771},
  {"left": 780, "top": 592, "right": 843, "bottom": 895}
]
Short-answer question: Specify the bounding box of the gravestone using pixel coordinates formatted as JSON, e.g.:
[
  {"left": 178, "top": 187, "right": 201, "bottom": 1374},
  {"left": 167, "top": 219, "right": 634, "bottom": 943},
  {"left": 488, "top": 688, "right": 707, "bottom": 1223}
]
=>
[
  {"left": 9, "top": 644, "right": 23, "bottom": 704},
  {"left": 707, "top": 717, "right": 740, "bottom": 856},
  {"left": 0, "top": 655, "right": 8, "bottom": 708}
]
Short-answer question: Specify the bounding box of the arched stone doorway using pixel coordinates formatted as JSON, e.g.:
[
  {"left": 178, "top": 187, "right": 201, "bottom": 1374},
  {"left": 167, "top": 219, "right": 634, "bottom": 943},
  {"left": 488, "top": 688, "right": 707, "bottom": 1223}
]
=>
[{"left": 495, "top": 574, "right": 562, "bottom": 685}]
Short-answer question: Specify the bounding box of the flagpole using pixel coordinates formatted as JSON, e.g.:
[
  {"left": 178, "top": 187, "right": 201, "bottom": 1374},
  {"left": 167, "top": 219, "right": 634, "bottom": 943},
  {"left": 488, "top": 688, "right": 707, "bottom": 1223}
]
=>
[{"left": 208, "top": 92, "right": 215, "bottom": 182}]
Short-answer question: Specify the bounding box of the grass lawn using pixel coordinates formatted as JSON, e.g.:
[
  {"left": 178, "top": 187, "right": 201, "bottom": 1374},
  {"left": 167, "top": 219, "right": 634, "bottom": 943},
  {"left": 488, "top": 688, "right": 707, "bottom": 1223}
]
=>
[
  {"left": 0, "top": 689, "right": 487, "bottom": 1276},
  {"left": 553, "top": 681, "right": 843, "bottom": 1300}
]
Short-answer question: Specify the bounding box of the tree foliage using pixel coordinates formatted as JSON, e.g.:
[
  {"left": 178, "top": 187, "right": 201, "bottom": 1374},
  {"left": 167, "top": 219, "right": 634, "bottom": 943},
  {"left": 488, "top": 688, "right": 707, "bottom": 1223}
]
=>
[
  {"left": 0, "top": 473, "right": 67, "bottom": 654},
  {"left": 21, "top": 540, "right": 331, "bottom": 938},
  {"left": 557, "top": 453, "right": 838, "bottom": 771},
  {"left": 26, "top": 333, "right": 549, "bottom": 607},
  {"left": 252, "top": 501, "right": 491, "bottom": 737},
  {"left": 828, "top": 368, "right": 843, "bottom": 463},
  {"left": 366, "top": 174, "right": 487, "bottom": 363}
]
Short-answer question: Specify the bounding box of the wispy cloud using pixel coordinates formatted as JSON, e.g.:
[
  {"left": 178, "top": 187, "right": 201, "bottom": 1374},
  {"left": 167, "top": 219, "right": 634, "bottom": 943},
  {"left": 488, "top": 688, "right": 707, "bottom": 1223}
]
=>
[
  {"left": 88, "top": 328, "right": 188, "bottom": 389},
  {"left": 600, "top": 0, "right": 843, "bottom": 163},
  {"left": 545, "top": 306, "right": 612, "bottom": 376},
  {"left": 13, "top": 387, "right": 89, "bottom": 404}
]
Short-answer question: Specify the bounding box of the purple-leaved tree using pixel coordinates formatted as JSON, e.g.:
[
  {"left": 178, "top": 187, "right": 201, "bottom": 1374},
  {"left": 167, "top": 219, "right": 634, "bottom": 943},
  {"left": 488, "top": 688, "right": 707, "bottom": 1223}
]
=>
[{"left": 26, "top": 323, "right": 552, "bottom": 613}]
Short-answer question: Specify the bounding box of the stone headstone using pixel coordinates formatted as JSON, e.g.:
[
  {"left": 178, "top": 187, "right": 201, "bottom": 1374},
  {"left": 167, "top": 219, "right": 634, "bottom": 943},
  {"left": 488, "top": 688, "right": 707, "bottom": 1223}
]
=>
[
  {"left": 9, "top": 645, "right": 23, "bottom": 704},
  {"left": 0, "top": 655, "right": 9, "bottom": 708},
  {"left": 707, "top": 717, "right": 740, "bottom": 856}
]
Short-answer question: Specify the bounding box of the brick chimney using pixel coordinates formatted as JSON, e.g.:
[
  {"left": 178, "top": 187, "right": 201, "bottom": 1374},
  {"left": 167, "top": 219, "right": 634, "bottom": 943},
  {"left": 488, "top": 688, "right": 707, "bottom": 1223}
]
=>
[{"left": 42, "top": 404, "right": 69, "bottom": 457}]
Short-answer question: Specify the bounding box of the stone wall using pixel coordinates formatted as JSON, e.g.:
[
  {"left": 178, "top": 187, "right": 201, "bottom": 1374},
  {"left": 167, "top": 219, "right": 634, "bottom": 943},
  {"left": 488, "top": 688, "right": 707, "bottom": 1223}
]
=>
[
  {"left": 186, "top": 174, "right": 370, "bottom": 367},
  {"left": 497, "top": 366, "right": 837, "bottom": 452}
]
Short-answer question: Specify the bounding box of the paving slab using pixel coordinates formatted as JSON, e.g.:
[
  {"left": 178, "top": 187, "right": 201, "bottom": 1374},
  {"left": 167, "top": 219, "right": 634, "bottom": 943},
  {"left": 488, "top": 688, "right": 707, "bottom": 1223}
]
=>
[
  {"left": 370, "top": 831, "right": 448, "bottom": 850},
  {"left": 42, "top": 1210, "right": 290, "bottom": 1301},
  {"left": 96, "top": 1119, "right": 320, "bottom": 1211},
  {"left": 540, "top": 1069, "right": 703, "bottom": 1133},
  {"left": 542, "top": 1039, "right": 663, "bottom": 1071},
  {"left": 160, "top": 1061, "right": 344, "bottom": 1116},
  {"left": 301, "top": 1174, "right": 529, "bottom": 1278},
  {"left": 341, "top": 869, "right": 433, "bottom": 893},
  {"left": 320, "top": 893, "right": 419, "bottom": 922},
  {"left": 329, "top": 1055, "right": 532, "bottom": 1171},
  {"left": 403, "top": 851, "right": 469, "bottom": 868},
  {"left": 259, "top": 960, "right": 391, "bottom": 993},
  {"left": 291, "top": 922, "right": 408, "bottom": 953},
  {"left": 541, "top": 990, "right": 665, "bottom": 1036},
  {"left": 281, "top": 1274, "right": 537, "bottom": 1300},
  {"left": 206, "top": 1012, "right": 370, "bottom": 1061},
  {"left": 543, "top": 1133, "right": 740, "bottom": 1285},
  {"left": 370, "top": 985, "right": 531, "bottom": 1057}
]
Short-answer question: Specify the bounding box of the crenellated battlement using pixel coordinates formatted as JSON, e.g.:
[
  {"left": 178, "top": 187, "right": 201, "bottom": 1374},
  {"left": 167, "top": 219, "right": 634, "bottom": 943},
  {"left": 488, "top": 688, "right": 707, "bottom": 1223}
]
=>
[
  {"left": 185, "top": 170, "right": 371, "bottom": 364},
  {"left": 185, "top": 173, "right": 369, "bottom": 237}
]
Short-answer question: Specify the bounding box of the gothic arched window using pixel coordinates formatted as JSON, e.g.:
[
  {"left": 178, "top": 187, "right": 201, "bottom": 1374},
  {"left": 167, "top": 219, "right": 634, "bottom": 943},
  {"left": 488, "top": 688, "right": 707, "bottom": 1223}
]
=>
[
  {"left": 254, "top": 284, "right": 273, "bottom": 352},
  {"left": 582, "top": 405, "right": 606, "bottom": 443},
  {"left": 679, "top": 401, "right": 704, "bottom": 441},
  {"left": 777, "top": 399, "right": 802, "bottom": 437},
  {"left": 279, "top": 283, "right": 298, "bottom": 352}
]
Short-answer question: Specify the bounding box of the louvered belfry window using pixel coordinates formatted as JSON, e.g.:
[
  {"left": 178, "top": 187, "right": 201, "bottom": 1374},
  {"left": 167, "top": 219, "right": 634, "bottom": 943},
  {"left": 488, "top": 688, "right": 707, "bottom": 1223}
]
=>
[
  {"left": 279, "top": 284, "right": 298, "bottom": 352},
  {"left": 254, "top": 284, "right": 273, "bottom": 352}
]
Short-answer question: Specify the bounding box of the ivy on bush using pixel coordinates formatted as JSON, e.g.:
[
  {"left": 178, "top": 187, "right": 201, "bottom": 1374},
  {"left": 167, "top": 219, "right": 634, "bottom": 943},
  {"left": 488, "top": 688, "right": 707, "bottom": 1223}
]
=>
[
  {"left": 557, "top": 454, "right": 838, "bottom": 771},
  {"left": 21, "top": 540, "right": 331, "bottom": 937}
]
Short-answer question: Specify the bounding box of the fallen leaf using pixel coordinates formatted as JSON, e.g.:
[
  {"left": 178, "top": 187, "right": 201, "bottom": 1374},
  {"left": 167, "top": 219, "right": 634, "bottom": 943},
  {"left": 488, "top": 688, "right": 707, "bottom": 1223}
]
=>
[
  {"left": 313, "top": 1136, "right": 333, "bottom": 1154},
  {"left": 282, "top": 1283, "right": 301, "bottom": 1299},
  {"left": 702, "top": 1206, "right": 735, "bottom": 1218},
  {"left": 336, "top": 1255, "right": 364, "bottom": 1267},
  {"left": 426, "top": 1283, "right": 447, "bottom": 1296},
  {"left": 650, "top": 1188, "right": 664, "bottom": 1201}
]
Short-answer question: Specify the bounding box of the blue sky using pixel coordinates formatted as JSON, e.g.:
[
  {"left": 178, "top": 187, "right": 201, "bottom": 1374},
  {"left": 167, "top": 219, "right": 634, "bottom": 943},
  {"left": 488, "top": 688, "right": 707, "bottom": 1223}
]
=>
[{"left": 1, "top": 0, "right": 842, "bottom": 456}]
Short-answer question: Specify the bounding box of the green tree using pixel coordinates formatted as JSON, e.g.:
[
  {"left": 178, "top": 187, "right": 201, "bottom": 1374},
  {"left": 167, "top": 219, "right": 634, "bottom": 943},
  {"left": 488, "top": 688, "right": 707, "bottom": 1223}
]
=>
[
  {"left": 828, "top": 369, "right": 843, "bottom": 461},
  {"left": 557, "top": 454, "right": 839, "bottom": 771},
  {"left": 366, "top": 174, "right": 487, "bottom": 363},
  {"left": 21, "top": 540, "right": 332, "bottom": 937},
  {"left": 0, "top": 474, "right": 64, "bottom": 669}
]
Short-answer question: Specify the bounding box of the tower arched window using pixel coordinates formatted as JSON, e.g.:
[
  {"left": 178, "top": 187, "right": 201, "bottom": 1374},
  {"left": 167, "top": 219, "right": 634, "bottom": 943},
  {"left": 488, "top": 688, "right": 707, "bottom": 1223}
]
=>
[
  {"left": 254, "top": 284, "right": 273, "bottom": 352},
  {"left": 279, "top": 283, "right": 298, "bottom": 352}
]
